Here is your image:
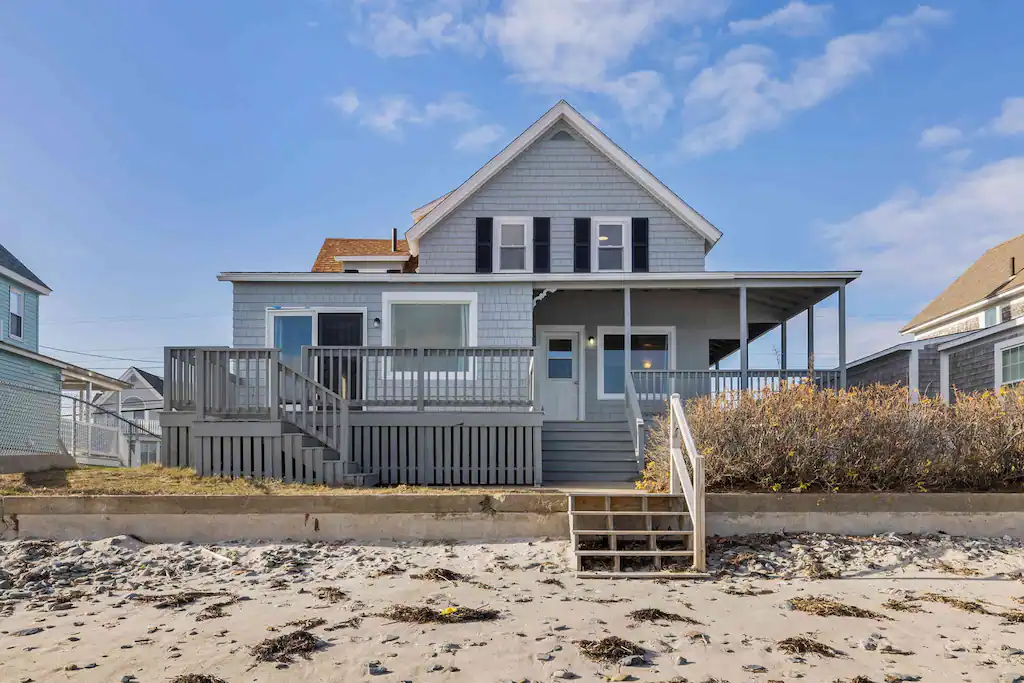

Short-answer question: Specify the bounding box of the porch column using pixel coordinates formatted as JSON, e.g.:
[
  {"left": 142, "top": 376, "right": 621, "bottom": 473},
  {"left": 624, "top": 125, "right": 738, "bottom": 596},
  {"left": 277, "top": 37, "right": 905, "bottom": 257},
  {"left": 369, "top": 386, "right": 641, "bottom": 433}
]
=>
[
  {"left": 780, "top": 319, "right": 788, "bottom": 371},
  {"left": 807, "top": 304, "right": 815, "bottom": 375},
  {"left": 739, "top": 286, "right": 749, "bottom": 390},
  {"left": 624, "top": 287, "right": 632, "bottom": 389},
  {"left": 838, "top": 283, "right": 847, "bottom": 389}
]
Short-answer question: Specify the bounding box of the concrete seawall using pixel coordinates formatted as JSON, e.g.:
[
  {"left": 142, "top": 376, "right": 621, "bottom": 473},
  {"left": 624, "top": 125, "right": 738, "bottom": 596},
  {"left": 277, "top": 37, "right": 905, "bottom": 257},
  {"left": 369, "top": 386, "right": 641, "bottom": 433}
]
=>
[{"left": 2, "top": 492, "right": 1023, "bottom": 542}]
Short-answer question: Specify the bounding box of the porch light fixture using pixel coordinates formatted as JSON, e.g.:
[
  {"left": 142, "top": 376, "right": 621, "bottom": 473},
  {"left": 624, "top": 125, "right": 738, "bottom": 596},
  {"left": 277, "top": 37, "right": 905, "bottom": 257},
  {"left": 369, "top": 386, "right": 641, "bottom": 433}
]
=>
[
  {"left": 587, "top": 336, "right": 595, "bottom": 347},
  {"left": 372, "top": 317, "right": 381, "bottom": 328}
]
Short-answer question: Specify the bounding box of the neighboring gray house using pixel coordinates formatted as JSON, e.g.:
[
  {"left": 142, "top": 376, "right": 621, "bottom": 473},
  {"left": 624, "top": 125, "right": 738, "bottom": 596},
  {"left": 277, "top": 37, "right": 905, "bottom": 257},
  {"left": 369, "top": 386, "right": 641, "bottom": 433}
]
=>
[
  {"left": 0, "top": 243, "right": 130, "bottom": 466},
  {"left": 94, "top": 366, "right": 164, "bottom": 464},
  {"left": 849, "top": 234, "right": 1023, "bottom": 400},
  {"left": 162, "top": 101, "right": 860, "bottom": 485}
]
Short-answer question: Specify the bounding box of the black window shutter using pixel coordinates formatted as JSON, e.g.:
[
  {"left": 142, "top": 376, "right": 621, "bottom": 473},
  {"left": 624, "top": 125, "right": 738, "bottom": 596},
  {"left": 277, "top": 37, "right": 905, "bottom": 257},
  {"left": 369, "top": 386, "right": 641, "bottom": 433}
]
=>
[
  {"left": 533, "top": 217, "right": 551, "bottom": 273},
  {"left": 631, "top": 217, "right": 649, "bottom": 272},
  {"left": 574, "top": 218, "right": 591, "bottom": 272},
  {"left": 475, "top": 217, "right": 493, "bottom": 273}
]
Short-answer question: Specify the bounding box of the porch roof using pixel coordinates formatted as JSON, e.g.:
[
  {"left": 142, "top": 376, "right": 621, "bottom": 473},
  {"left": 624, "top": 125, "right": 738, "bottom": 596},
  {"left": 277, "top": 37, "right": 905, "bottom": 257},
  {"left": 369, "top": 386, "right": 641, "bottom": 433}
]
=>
[
  {"left": 0, "top": 340, "right": 131, "bottom": 392},
  {"left": 217, "top": 270, "right": 860, "bottom": 289}
]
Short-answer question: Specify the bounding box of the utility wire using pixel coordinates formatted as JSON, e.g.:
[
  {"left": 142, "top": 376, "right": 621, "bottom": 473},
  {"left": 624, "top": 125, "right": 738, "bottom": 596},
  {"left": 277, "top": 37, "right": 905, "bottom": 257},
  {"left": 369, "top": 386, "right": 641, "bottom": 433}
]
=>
[{"left": 39, "top": 345, "right": 162, "bottom": 363}]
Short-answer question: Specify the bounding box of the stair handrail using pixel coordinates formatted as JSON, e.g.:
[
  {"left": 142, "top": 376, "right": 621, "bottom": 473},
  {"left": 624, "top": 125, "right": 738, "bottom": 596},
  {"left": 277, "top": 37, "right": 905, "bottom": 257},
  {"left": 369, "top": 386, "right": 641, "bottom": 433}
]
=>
[
  {"left": 276, "top": 361, "right": 349, "bottom": 456},
  {"left": 624, "top": 372, "right": 646, "bottom": 472},
  {"left": 668, "top": 392, "right": 706, "bottom": 571}
]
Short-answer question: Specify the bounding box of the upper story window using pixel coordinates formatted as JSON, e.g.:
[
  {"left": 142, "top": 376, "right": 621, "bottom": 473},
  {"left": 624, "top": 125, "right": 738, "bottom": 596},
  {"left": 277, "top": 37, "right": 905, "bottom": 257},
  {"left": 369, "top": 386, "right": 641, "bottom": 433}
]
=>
[
  {"left": 8, "top": 288, "right": 24, "bottom": 340},
  {"left": 984, "top": 306, "right": 999, "bottom": 327},
  {"left": 494, "top": 217, "right": 532, "bottom": 272},
  {"left": 592, "top": 217, "right": 631, "bottom": 272}
]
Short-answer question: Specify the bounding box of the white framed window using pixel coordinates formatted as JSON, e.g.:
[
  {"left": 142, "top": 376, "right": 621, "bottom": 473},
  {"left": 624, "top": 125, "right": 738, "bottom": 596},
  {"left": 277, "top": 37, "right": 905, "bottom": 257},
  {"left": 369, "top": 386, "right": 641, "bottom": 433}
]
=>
[
  {"left": 984, "top": 306, "right": 999, "bottom": 328},
  {"left": 591, "top": 217, "right": 631, "bottom": 272},
  {"left": 8, "top": 287, "right": 24, "bottom": 340},
  {"left": 996, "top": 339, "right": 1024, "bottom": 389},
  {"left": 493, "top": 217, "right": 533, "bottom": 272},
  {"left": 381, "top": 291, "right": 479, "bottom": 377},
  {"left": 596, "top": 325, "right": 675, "bottom": 399}
]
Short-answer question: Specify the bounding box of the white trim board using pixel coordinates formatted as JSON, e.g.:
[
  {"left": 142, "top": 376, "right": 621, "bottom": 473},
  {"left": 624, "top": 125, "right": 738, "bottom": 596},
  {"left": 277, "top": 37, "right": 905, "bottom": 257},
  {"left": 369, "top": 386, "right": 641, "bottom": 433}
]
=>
[
  {"left": 536, "top": 324, "right": 586, "bottom": 421},
  {"left": 995, "top": 337, "right": 1024, "bottom": 389},
  {"left": 0, "top": 265, "right": 50, "bottom": 296},
  {"left": 903, "top": 281, "right": 1024, "bottom": 336},
  {"left": 403, "top": 100, "right": 723, "bottom": 255},
  {"left": 596, "top": 325, "right": 676, "bottom": 400},
  {"left": 936, "top": 317, "right": 1024, "bottom": 351}
]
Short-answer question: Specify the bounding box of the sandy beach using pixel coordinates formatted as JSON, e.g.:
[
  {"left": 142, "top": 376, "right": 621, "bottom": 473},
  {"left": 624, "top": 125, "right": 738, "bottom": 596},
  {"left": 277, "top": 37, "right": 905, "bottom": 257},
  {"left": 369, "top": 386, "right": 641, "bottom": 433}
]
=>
[{"left": 3, "top": 532, "right": 1024, "bottom": 683}]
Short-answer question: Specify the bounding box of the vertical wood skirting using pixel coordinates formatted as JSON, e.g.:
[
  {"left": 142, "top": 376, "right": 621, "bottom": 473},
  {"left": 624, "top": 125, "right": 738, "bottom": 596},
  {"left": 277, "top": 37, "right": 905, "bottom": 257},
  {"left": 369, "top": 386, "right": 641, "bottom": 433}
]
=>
[{"left": 350, "top": 423, "right": 541, "bottom": 486}]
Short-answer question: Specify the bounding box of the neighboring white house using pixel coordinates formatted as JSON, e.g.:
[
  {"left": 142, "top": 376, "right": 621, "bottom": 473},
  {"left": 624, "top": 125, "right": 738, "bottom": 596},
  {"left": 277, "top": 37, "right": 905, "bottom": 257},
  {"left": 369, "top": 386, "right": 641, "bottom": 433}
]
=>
[
  {"left": 93, "top": 366, "right": 163, "bottom": 464},
  {"left": 849, "top": 234, "right": 1024, "bottom": 400}
]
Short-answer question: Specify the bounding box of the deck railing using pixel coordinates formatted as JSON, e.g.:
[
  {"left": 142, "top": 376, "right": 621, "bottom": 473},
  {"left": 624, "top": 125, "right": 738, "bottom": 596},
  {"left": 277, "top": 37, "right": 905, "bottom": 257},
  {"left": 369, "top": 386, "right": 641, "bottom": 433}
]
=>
[
  {"left": 196, "top": 348, "right": 277, "bottom": 420},
  {"left": 277, "top": 363, "right": 347, "bottom": 454},
  {"left": 632, "top": 368, "right": 842, "bottom": 404},
  {"left": 302, "top": 346, "right": 535, "bottom": 411}
]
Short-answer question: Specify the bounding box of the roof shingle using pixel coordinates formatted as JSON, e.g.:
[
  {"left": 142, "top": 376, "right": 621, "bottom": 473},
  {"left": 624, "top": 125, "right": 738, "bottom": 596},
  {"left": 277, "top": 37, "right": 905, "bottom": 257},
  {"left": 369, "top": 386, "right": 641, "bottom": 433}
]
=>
[
  {"left": 0, "top": 243, "right": 49, "bottom": 291},
  {"left": 312, "top": 238, "right": 411, "bottom": 273},
  {"left": 903, "top": 233, "right": 1024, "bottom": 332}
]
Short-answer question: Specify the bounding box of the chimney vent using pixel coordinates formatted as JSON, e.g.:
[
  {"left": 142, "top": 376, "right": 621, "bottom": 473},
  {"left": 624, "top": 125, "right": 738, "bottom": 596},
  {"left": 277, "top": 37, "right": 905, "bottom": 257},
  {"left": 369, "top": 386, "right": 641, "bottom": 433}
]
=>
[{"left": 391, "top": 228, "right": 398, "bottom": 253}]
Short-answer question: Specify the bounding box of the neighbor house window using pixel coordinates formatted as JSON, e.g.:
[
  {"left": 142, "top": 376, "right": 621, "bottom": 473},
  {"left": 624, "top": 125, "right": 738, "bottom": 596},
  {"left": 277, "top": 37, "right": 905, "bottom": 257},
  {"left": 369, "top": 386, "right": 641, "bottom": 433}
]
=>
[
  {"left": 382, "top": 292, "right": 478, "bottom": 374},
  {"left": 984, "top": 306, "right": 999, "bottom": 327},
  {"left": 494, "top": 217, "right": 532, "bottom": 272},
  {"left": 8, "top": 288, "right": 24, "bottom": 339},
  {"left": 592, "top": 217, "right": 630, "bottom": 272},
  {"left": 597, "top": 326, "right": 674, "bottom": 399},
  {"left": 997, "top": 340, "right": 1024, "bottom": 389}
]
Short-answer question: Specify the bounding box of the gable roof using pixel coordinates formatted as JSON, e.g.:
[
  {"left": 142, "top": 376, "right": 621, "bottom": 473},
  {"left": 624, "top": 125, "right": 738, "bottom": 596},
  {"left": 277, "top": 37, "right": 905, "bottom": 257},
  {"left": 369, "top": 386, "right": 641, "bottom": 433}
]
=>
[
  {"left": 0, "top": 243, "right": 51, "bottom": 295},
  {"left": 903, "top": 234, "right": 1024, "bottom": 333},
  {"left": 404, "top": 100, "right": 723, "bottom": 255},
  {"left": 134, "top": 367, "right": 164, "bottom": 396},
  {"left": 313, "top": 238, "right": 411, "bottom": 273}
]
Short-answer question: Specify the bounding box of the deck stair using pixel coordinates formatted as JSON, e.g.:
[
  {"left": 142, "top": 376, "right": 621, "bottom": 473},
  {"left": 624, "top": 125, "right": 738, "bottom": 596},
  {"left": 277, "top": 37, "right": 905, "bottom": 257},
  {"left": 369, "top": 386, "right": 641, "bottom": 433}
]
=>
[
  {"left": 568, "top": 492, "right": 706, "bottom": 578},
  {"left": 542, "top": 420, "right": 639, "bottom": 483}
]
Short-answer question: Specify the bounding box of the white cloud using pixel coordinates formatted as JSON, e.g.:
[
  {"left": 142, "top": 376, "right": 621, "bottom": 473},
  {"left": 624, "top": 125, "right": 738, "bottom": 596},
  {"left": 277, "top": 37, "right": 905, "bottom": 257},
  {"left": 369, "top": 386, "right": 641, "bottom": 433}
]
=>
[
  {"left": 988, "top": 96, "right": 1024, "bottom": 136},
  {"left": 729, "top": 1, "right": 832, "bottom": 37},
  {"left": 455, "top": 123, "right": 505, "bottom": 151},
  {"left": 825, "top": 157, "right": 1024, "bottom": 298},
  {"left": 483, "top": 0, "right": 725, "bottom": 126},
  {"left": 944, "top": 147, "right": 972, "bottom": 165},
  {"left": 329, "top": 88, "right": 360, "bottom": 115},
  {"left": 335, "top": 91, "right": 480, "bottom": 135},
  {"left": 353, "top": 0, "right": 485, "bottom": 58},
  {"left": 682, "top": 6, "right": 949, "bottom": 156},
  {"left": 918, "top": 124, "right": 962, "bottom": 149}
]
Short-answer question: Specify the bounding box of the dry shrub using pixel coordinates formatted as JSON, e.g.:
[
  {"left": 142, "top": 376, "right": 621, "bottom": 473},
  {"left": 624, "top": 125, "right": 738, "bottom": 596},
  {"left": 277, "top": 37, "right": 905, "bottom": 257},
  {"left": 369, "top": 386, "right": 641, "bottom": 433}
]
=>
[{"left": 639, "top": 383, "right": 1024, "bottom": 493}]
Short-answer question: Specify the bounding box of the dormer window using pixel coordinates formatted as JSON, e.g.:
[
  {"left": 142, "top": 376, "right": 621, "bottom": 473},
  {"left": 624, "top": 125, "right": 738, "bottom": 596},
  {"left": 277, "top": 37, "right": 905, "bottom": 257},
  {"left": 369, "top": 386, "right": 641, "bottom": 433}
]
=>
[
  {"left": 494, "top": 217, "right": 533, "bottom": 272},
  {"left": 8, "top": 288, "right": 24, "bottom": 339}
]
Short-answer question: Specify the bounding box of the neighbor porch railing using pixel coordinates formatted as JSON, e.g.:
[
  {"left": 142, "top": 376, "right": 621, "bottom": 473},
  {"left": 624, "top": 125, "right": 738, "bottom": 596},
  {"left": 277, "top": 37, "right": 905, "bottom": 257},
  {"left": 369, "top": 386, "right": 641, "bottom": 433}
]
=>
[
  {"left": 302, "top": 346, "right": 535, "bottom": 411},
  {"left": 631, "top": 368, "right": 842, "bottom": 404},
  {"left": 668, "top": 392, "right": 706, "bottom": 572}
]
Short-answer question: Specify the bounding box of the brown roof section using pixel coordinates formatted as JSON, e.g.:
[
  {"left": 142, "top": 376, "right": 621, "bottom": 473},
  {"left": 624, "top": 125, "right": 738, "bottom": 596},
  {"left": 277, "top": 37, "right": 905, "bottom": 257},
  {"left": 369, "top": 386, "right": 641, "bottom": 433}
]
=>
[
  {"left": 312, "top": 238, "right": 411, "bottom": 273},
  {"left": 903, "top": 234, "right": 1024, "bottom": 332}
]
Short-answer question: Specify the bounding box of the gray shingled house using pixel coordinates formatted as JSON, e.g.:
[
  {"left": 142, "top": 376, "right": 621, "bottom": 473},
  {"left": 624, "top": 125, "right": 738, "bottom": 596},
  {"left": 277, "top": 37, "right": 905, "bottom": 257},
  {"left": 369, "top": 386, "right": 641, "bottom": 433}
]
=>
[
  {"left": 848, "top": 234, "right": 1024, "bottom": 400},
  {"left": 161, "top": 101, "right": 860, "bottom": 486}
]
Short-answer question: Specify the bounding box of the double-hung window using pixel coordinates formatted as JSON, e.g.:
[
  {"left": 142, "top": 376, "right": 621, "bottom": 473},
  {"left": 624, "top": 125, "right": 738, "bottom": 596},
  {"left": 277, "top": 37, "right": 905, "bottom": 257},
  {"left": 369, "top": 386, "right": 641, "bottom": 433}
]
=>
[
  {"left": 494, "top": 217, "right": 532, "bottom": 272},
  {"left": 8, "top": 288, "right": 24, "bottom": 340},
  {"left": 382, "top": 292, "right": 478, "bottom": 375},
  {"left": 996, "top": 340, "right": 1024, "bottom": 389},
  {"left": 592, "top": 217, "right": 630, "bottom": 272}
]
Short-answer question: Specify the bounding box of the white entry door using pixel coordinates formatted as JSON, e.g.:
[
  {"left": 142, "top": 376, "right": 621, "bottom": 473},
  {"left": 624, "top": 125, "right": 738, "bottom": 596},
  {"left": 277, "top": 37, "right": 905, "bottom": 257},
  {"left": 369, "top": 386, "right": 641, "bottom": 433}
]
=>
[{"left": 541, "top": 332, "right": 581, "bottom": 421}]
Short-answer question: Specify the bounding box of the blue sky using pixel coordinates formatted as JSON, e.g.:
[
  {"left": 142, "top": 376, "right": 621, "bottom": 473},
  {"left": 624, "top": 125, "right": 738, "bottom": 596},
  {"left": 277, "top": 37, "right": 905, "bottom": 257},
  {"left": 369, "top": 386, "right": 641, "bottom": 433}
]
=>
[{"left": 2, "top": 0, "right": 1023, "bottom": 378}]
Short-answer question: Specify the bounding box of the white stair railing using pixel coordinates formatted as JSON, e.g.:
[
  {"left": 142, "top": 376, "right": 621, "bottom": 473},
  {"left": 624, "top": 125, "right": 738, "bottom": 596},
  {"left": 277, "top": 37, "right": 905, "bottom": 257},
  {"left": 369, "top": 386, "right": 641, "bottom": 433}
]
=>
[
  {"left": 668, "top": 392, "right": 706, "bottom": 571},
  {"left": 624, "top": 373, "right": 646, "bottom": 472}
]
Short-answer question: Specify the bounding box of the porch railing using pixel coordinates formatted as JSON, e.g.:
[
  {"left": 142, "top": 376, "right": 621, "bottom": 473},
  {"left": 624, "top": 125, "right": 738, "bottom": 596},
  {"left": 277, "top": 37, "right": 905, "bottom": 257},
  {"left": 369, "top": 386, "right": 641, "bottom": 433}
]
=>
[
  {"left": 165, "top": 346, "right": 229, "bottom": 412},
  {"left": 196, "top": 348, "right": 277, "bottom": 420},
  {"left": 632, "top": 368, "right": 842, "bottom": 404},
  {"left": 302, "top": 346, "right": 535, "bottom": 411}
]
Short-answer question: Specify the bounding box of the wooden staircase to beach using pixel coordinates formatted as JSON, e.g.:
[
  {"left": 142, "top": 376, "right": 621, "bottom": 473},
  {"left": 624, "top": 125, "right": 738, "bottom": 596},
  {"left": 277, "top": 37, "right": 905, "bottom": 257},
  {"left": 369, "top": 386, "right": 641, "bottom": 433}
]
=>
[{"left": 568, "top": 393, "right": 707, "bottom": 578}]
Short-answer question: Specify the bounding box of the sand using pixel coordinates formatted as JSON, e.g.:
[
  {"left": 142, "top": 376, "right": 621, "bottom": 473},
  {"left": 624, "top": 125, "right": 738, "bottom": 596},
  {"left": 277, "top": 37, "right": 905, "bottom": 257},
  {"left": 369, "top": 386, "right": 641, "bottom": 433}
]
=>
[{"left": 3, "top": 533, "right": 1024, "bottom": 682}]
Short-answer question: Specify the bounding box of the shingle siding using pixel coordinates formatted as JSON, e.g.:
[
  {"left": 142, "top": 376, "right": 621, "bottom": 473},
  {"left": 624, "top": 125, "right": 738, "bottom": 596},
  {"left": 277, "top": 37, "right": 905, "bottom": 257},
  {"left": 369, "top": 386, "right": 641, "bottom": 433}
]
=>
[
  {"left": 847, "top": 351, "right": 911, "bottom": 389},
  {"left": 418, "top": 126, "right": 706, "bottom": 274},
  {"left": 0, "top": 274, "right": 40, "bottom": 352},
  {"left": 0, "top": 351, "right": 62, "bottom": 454},
  {"left": 917, "top": 346, "right": 942, "bottom": 398},
  {"left": 232, "top": 282, "right": 533, "bottom": 348},
  {"left": 949, "top": 327, "right": 1024, "bottom": 398}
]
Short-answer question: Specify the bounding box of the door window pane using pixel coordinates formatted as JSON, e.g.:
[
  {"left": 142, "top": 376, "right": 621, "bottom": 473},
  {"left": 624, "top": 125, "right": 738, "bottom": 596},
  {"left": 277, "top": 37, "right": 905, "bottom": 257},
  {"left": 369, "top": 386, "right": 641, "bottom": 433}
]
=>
[
  {"left": 547, "top": 338, "right": 573, "bottom": 379},
  {"left": 602, "top": 333, "right": 668, "bottom": 395},
  {"left": 318, "top": 313, "right": 363, "bottom": 346},
  {"left": 391, "top": 303, "right": 468, "bottom": 372},
  {"left": 273, "top": 315, "right": 313, "bottom": 369}
]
